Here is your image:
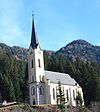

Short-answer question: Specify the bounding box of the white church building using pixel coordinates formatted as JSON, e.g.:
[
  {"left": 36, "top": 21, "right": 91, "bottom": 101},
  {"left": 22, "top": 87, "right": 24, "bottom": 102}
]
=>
[{"left": 28, "top": 16, "right": 84, "bottom": 106}]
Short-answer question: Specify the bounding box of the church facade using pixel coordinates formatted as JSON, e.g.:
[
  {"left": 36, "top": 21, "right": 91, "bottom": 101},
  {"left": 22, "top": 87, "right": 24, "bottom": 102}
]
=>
[{"left": 28, "top": 17, "right": 84, "bottom": 106}]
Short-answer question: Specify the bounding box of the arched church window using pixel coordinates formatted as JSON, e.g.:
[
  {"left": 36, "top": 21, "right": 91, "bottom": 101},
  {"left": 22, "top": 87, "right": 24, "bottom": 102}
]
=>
[
  {"left": 31, "top": 60, "right": 33, "bottom": 68},
  {"left": 73, "top": 90, "right": 75, "bottom": 100},
  {"left": 39, "top": 86, "right": 44, "bottom": 95},
  {"left": 32, "top": 75, "right": 34, "bottom": 82},
  {"left": 53, "top": 88, "right": 55, "bottom": 100},
  {"left": 31, "top": 86, "right": 35, "bottom": 95},
  {"left": 38, "top": 59, "right": 41, "bottom": 67},
  {"left": 66, "top": 89, "right": 69, "bottom": 101}
]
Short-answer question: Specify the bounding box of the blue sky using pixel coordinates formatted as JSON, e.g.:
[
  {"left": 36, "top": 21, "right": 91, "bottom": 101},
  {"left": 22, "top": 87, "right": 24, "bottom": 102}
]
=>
[{"left": 0, "top": 0, "right": 100, "bottom": 51}]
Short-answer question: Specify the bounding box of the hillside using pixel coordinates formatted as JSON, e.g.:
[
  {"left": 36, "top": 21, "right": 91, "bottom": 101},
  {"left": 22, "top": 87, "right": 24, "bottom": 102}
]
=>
[
  {"left": 0, "top": 43, "right": 28, "bottom": 61},
  {"left": 56, "top": 39, "right": 100, "bottom": 63},
  {"left": 1, "top": 39, "right": 100, "bottom": 63}
]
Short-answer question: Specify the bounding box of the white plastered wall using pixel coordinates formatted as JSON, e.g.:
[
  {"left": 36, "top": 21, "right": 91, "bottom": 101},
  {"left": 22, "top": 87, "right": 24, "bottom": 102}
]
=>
[{"left": 49, "top": 82, "right": 84, "bottom": 106}]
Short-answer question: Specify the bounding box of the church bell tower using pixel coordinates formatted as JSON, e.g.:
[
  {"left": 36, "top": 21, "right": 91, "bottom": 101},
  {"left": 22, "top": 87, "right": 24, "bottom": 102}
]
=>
[{"left": 28, "top": 15, "right": 45, "bottom": 105}]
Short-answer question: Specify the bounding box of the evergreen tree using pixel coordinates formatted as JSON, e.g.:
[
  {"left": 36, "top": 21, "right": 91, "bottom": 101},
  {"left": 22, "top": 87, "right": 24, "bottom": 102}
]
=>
[
  {"left": 56, "top": 81, "right": 66, "bottom": 109},
  {"left": 47, "top": 54, "right": 58, "bottom": 72},
  {"left": 95, "top": 77, "right": 100, "bottom": 101},
  {"left": 0, "top": 51, "right": 28, "bottom": 102},
  {"left": 8, "top": 79, "right": 16, "bottom": 101},
  {"left": 75, "top": 91, "right": 83, "bottom": 107}
]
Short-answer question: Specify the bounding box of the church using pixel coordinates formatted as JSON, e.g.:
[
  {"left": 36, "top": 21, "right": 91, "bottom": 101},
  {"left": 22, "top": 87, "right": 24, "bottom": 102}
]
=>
[{"left": 28, "top": 16, "right": 84, "bottom": 106}]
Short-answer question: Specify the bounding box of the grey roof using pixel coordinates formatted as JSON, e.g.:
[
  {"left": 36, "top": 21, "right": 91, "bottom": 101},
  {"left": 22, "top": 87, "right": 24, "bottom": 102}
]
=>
[
  {"left": 30, "top": 15, "right": 39, "bottom": 49},
  {"left": 45, "top": 70, "right": 77, "bottom": 86}
]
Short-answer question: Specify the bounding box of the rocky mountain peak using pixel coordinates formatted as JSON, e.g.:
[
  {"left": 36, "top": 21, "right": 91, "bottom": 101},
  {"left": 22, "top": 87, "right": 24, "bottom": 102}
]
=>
[
  {"left": 0, "top": 43, "right": 28, "bottom": 61},
  {"left": 56, "top": 39, "right": 100, "bottom": 63}
]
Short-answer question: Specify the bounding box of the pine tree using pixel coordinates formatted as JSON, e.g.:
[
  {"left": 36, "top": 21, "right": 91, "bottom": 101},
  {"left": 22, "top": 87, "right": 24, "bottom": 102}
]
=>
[
  {"left": 56, "top": 81, "right": 66, "bottom": 109},
  {"left": 75, "top": 91, "right": 83, "bottom": 107},
  {"left": 95, "top": 77, "right": 100, "bottom": 101}
]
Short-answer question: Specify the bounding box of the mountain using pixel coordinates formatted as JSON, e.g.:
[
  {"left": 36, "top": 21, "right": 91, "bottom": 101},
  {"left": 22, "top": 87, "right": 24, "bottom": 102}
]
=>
[
  {"left": 1, "top": 39, "right": 100, "bottom": 63},
  {"left": 0, "top": 43, "right": 28, "bottom": 61},
  {"left": 56, "top": 39, "right": 100, "bottom": 63},
  {"left": 0, "top": 43, "right": 55, "bottom": 61}
]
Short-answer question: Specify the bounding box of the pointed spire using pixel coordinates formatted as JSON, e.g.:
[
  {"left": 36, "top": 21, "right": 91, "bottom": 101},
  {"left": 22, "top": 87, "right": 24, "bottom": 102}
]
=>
[{"left": 30, "top": 14, "right": 39, "bottom": 49}]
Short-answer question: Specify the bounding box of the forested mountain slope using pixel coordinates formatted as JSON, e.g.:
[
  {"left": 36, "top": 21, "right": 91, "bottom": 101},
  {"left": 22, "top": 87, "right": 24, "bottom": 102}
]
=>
[{"left": 0, "top": 51, "right": 28, "bottom": 102}]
